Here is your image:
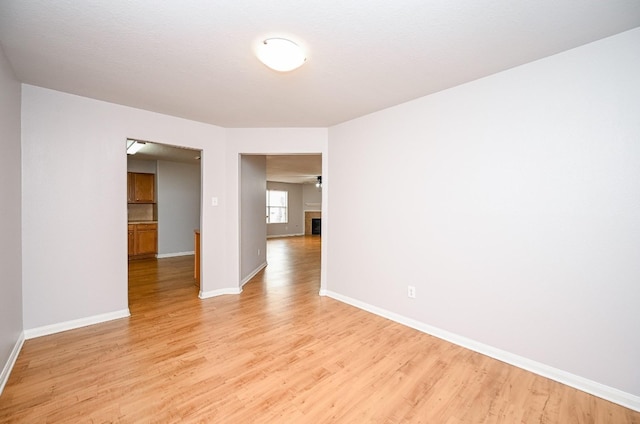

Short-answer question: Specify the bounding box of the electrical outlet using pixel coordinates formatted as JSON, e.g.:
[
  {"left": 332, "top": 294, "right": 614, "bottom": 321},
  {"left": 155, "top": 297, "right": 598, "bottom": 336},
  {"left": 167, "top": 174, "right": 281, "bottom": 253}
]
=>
[
  {"left": 257, "top": 249, "right": 261, "bottom": 256},
  {"left": 407, "top": 286, "right": 416, "bottom": 298}
]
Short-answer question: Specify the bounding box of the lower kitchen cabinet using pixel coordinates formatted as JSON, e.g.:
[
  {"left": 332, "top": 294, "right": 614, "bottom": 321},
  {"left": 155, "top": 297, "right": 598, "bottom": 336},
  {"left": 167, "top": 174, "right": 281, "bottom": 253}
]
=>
[
  {"left": 194, "top": 230, "right": 200, "bottom": 287},
  {"left": 128, "top": 223, "right": 158, "bottom": 259},
  {"left": 128, "top": 225, "right": 135, "bottom": 255}
]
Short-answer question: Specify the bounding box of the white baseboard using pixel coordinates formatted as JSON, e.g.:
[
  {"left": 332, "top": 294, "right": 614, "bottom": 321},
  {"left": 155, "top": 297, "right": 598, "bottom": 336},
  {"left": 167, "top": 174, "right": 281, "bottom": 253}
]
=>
[
  {"left": 157, "top": 251, "right": 194, "bottom": 258},
  {"left": 199, "top": 287, "right": 242, "bottom": 299},
  {"left": 267, "top": 233, "right": 304, "bottom": 239},
  {"left": 241, "top": 262, "right": 267, "bottom": 287},
  {"left": 0, "top": 331, "right": 25, "bottom": 396},
  {"left": 325, "top": 290, "right": 640, "bottom": 412},
  {"left": 24, "top": 309, "right": 131, "bottom": 340},
  {"left": 199, "top": 262, "right": 267, "bottom": 299}
]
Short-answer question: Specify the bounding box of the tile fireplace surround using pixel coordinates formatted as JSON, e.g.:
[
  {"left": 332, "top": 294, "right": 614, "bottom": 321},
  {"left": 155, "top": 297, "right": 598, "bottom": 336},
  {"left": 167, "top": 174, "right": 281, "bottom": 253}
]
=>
[{"left": 304, "top": 211, "right": 321, "bottom": 235}]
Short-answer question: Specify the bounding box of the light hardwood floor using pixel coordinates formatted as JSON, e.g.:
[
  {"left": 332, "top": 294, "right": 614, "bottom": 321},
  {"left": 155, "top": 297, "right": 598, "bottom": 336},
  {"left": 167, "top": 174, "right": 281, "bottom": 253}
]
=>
[{"left": 1, "top": 236, "right": 638, "bottom": 423}]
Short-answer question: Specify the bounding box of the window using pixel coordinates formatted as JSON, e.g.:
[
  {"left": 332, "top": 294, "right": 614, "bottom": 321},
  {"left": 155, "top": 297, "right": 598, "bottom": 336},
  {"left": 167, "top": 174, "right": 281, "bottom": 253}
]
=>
[{"left": 266, "top": 190, "right": 288, "bottom": 223}]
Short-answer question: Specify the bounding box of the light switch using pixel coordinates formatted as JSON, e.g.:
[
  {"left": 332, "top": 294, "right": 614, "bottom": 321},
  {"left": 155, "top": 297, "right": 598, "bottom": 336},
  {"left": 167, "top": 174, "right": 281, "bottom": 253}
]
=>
[{"left": 211, "top": 197, "right": 218, "bottom": 206}]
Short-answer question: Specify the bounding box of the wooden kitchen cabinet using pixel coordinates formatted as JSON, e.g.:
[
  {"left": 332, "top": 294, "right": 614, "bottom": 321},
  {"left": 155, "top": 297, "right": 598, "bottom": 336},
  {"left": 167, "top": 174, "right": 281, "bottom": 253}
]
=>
[
  {"left": 127, "top": 172, "right": 157, "bottom": 259},
  {"left": 135, "top": 224, "right": 157, "bottom": 256},
  {"left": 128, "top": 223, "right": 158, "bottom": 259},
  {"left": 127, "top": 172, "right": 155, "bottom": 203},
  {"left": 194, "top": 230, "right": 200, "bottom": 287},
  {"left": 128, "top": 225, "right": 135, "bottom": 257}
]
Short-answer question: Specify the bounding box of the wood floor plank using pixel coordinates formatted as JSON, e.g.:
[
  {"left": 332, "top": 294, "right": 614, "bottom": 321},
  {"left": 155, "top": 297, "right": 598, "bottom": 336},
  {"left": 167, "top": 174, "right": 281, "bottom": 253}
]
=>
[{"left": 1, "top": 235, "right": 638, "bottom": 423}]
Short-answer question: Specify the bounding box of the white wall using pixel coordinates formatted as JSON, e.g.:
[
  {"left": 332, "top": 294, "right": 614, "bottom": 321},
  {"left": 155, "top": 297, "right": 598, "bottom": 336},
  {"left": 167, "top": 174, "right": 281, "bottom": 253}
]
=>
[
  {"left": 328, "top": 28, "right": 640, "bottom": 404},
  {"left": 127, "top": 158, "right": 157, "bottom": 174},
  {"left": 0, "top": 44, "right": 23, "bottom": 392},
  {"left": 302, "top": 183, "right": 322, "bottom": 212},
  {"left": 21, "top": 86, "right": 227, "bottom": 331},
  {"left": 240, "top": 155, "right": 267, "bottom": 282},
  {"left": 267, "top": 181, "right": 304, "bottom": 237},
  {"left": 157, "top": 160, "right": 201, "bottom": 256},
  {"left": 19, "top": 89, "right": 329, "bottom": 329}
]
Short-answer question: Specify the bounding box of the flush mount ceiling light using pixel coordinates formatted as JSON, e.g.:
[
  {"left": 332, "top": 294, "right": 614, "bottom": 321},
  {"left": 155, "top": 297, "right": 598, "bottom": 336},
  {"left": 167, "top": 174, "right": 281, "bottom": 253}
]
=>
[{"left": 256, "top": 38, "right": 306, "bottom": 72}]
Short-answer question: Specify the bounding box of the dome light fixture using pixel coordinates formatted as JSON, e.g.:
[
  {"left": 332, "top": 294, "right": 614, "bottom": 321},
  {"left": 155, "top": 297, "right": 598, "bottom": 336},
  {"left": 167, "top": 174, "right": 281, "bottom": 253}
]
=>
[{"left": 256, "top": 38, "right": 306, "bottom": 72}]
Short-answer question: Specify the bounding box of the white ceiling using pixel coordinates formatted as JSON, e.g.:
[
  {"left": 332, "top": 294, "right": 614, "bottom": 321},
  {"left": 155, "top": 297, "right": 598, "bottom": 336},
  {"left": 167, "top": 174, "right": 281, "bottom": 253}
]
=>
[
  {"left": 2, "top": 1, "right": 639, "bottom": 182},
  {"left": 265, "top": 154, "right": 322, "bottom": 185},
  {"left": 1, "top": 1, "right": 639, "bottom": 129}
]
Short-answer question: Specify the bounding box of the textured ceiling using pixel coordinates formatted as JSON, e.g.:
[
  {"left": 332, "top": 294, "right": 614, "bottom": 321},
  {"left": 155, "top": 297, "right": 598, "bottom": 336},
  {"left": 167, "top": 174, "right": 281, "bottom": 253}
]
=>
[
  {"left": 265, "top": 154, "right": 322, "bottom": 185},
  {"left": 1, "top": 1, "right": 639, "bottom": 128}
]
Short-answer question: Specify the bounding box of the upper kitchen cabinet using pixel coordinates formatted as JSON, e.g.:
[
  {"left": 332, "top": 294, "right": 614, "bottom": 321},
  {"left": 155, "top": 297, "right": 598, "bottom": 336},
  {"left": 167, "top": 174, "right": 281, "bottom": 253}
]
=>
[{"left": 128, "top": 172, "right": 155, "bottom": 203}]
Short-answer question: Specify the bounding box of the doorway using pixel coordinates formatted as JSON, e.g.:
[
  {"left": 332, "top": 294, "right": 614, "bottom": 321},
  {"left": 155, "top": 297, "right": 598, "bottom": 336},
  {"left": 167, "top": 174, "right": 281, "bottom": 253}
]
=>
[
  {"left": 126, "top": 139, "right": 203, "bottom": 308},
  {"left": 239, "top": 153, "right": 323, "bottom": 292}
]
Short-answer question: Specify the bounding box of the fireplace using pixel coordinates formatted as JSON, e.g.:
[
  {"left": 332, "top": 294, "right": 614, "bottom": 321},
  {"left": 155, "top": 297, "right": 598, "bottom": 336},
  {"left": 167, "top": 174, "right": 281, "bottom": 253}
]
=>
[
  {"left": 311, "top": 218, "right": 321, "bottom": 235},
  {"left": 304, "top": 211, "right": 321, "bottom": 235}
]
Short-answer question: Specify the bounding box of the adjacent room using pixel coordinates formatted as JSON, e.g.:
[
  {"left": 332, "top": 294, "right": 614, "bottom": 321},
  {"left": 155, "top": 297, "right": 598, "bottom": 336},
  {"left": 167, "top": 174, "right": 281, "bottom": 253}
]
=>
[{"left": 1, "top": 1, "right": 639, "bottom": 422}]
